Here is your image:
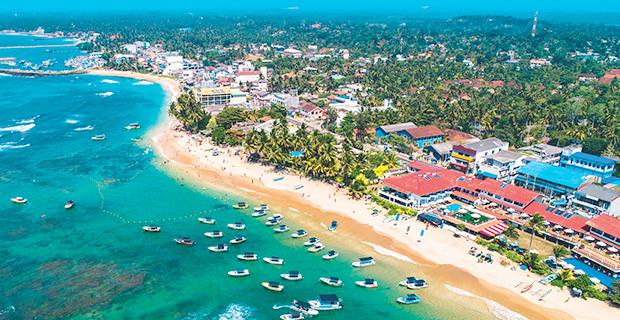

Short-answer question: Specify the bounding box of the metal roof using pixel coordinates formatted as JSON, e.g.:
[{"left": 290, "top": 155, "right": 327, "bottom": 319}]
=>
[
  {"left": 517, "top": 161, "right": 588, "bottom": 189},
  {"left": 576, "top": 184, "right": 620, "bottom": 203},
  {"left": 484, "top": 150, "right": 524, "bottom": 163},
  {"left": 462, "top": 138, "right": 507, "bottom": 152},
  {"left": 570, "top": 152, "right": 617, "bottom": 165},
  {"left": 377, "top": 122, "right": 417, "bottom": 133}
]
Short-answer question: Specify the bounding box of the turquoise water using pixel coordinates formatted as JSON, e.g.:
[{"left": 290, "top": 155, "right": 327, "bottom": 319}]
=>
[
  {"left": 0, "top": 38, "right": 500, "bottom": 320},
  {"left": 0, "top": 34, "right": 83, "bottom": 71}
]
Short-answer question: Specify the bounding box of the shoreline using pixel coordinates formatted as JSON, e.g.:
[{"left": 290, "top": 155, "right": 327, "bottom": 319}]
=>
[{"left": 86, "top": 70, "right": 182, "bottom": 101}]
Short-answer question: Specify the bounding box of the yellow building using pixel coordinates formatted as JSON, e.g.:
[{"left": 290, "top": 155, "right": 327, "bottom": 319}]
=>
[{"left": 198, "top": 87, "right": 246, "bottom": 106}]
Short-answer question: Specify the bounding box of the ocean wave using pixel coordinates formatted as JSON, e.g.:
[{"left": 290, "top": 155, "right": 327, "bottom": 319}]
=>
[
  {"left": 218, "top": 304, "right": 254, "bottom": 320},
  {"left": 0, "top": 73, "right": 12, "bottom": 77},
  {"left": 0, "top": 306, "right": 15, "bottom": 316},
  {"left": 0, "top": 123, "right": 35, "bottom": 132},
  {"left": 66, "top": 119, "right": 79, "bottom": 124},
  {"left": 133, "top": 80, "right": 154, "bottom": 85},
  {"left": 16, "top": 115, "right": 39, "bottom": 124},
  {"left": 0, "top": 142, "right": 30, "bottom": 151},
  {"left": 75, "top": 126, "right": 94, "bottom": 131},
  {"left": 444, "top": 285, "right": 529, "bottom": 320},
  {"left": 97, "top": 92, "right": 114, "bottom": 97},
  {"left": 101, "top": 79, "right": 119, "bottom": 84},
  {"left": 362, "top": 241, "right": 417, "bottom": 264}
]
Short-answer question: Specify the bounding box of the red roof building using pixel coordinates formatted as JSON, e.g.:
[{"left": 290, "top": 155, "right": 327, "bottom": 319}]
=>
[
  {"left": 586, "top": 214, "right": 620, "bottom": 240},
  {"left": 600, "top": 69, "right": 620, "bottom": 84},
  {"left": 523, "top": 201, "right": 589, "bottom": 233},
  {"left": 477, "top": 179, "right": 541, "bottom": 210}
]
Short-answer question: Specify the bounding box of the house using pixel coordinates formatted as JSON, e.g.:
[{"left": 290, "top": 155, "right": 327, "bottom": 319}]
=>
[
  {"left": 299, "top": 102, "right": 325, "bottom": 119},
  {"left": 164, "top": 55, "right": 183, "bottom": 75},
  {"left": 514, "top": 161, "right": 589, "bottom": 197},
  {"left": 561, "top": 150, "right": 616, "bottom": 180},
  {"left": 450, "top": 138, "right": 509, "bottom": 173},
  {"left": 283, "top": 48, "right": 303, "bottom": 58},
  {"left": 476, "top": 150, "right": 527, "bottom": 181},
  {"left": 579, "top": 214, "right": 620, "bottom": 278},
  {"left": 578, "top": 74, "right": 598, "bottom": 82},
  {"left": 572, "top": 184, "right": 620, "bottom": 217},
  {"left": 236, "top": 71, "right": 261, "bottom": 84},
  {"left": 518, "top": 144, "right": 563, "bottom": 165},
  {"left": 400, "top": 125, "right": 445, "bottom": 147},
  {"left": 375, "top": 123, "right": 417, "bottom": 139},
  {"left": 270, "top": 92, "right": 299, "bottom": 109},
  {"left": 529, "top": 59, "right": 551, "bottom": 67},
  {"left": 424, "top": 139, "right": 480, "bottom": 163}
]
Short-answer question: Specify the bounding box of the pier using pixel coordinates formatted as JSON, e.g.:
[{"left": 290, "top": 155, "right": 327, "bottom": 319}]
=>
[
  {"left": 0, "top": 68, "right": 88, "bottom": 77},
  {"left": 0, "top": 57, "right": 16, "bottom": 61},
  {"left": 0, "top": 44, "right": 76, "bottom": 50}
]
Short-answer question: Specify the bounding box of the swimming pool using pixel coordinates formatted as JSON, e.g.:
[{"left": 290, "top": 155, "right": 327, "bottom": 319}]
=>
[
  {"left": 446, "top": 203, "right": 462, "bottom": 213},
  {"left": 564, "top": 257, "right": 617, "bottom": 288}
]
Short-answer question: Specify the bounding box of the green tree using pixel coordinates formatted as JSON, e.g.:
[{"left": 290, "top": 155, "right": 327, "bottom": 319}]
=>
[
  {"left": 503, "top": 225, "right": 520, "bottom": 239},
  {"left": 582, "top": 137, "right": 608, "bottom": 156},
  {"left": 553, "top": 245, "right": 570, "bottom": 259},
  {"left": 269, "top": 103, "right": 288, "bottom": 119},
  {"left": 216, "top": 108, "right": 245, "bottom": 129},
  {"left": 527, "top": 212, "right": 545, "bottom": 255},
  {"left": 211, "top": 126, "right": 227, "bottom": 145}
]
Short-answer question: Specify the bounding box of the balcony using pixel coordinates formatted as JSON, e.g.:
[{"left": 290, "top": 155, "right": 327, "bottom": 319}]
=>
[{"left": 573, "top": 245, "right": 620, "bottom": 272}]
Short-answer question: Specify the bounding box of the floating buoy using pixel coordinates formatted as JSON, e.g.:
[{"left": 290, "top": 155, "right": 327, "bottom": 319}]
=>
[{"left": 41, "top": 215, "right": 45, "bottom": 219}]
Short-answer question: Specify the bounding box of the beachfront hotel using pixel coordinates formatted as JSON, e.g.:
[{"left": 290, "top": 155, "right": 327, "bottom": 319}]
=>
[{"left": 197, "top": 87, "right": 247, "bottom": 106}]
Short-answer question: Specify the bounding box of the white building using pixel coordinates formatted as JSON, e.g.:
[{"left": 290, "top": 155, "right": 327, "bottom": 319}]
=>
[
  {"left": 236, "top": 71, "right": 261, "bottom": 84},
  {"left": 283, "top": 48, "right": 303, "bottom": 58},
  {"left": 450, "top": 138, "right": 509, "bottom": 173},
  {"left": 270, "top": 92, "right": 299, "bottom": 109},
  {"left": 476, "top": 150, "right": 528, "bottom": 181},
  {"left": 164, "top": 55, "right": 184, "bottom": 75}
]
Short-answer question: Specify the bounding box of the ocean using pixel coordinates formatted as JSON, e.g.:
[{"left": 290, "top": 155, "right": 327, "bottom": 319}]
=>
[{"left": 0, "top": 35, "right": 503, "bottom": 319}]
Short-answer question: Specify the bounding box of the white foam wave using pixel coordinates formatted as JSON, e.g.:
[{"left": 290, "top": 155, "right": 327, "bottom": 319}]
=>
[
  {"left": 16, "top": 115, "right": 39, "bottom": 124},
  {"left": 444, "top": 285, "right": 529, "bottom": 320},
  {"left": 362, "top": 241, "right": 417, "bottom": 264},
  {"left": 0, "top": 306, "right": 15, "bottom": 315},
  {"left": 134, "top": 80, "right": 154, "bottom": 85},
  {"left": 0, "top": 142, "right": 30, "bottom": 151},
  {"left": 96, "top": 92, "right": 114, "bottom": 97},
  {"left": 101, "top": 79, "right": 119, "bottom": 84},
  {"left": 0, "top": 73, "right": 13, "bottom": 77},
  {"left": 288, "top": 207, "right": 299, "bottom": 212},
  {"left": 75, "top": 126, "right": 94, "bottom": 131},
  {"left": 66, "top": 119, "right": 79, "bottom": 124},
  {"left": 218, "top": 304, "right": 254, "bottom": 320},
  {"left": 0, "top": 123, "right": 35, "bottom": 132}
]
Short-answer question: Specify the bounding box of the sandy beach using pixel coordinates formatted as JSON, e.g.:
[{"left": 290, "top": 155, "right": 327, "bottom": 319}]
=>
[{"left": 87, "top": 70, "right": 182, "bottom": 101}]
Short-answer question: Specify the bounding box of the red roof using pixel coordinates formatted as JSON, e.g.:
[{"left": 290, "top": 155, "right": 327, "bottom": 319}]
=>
[
  {"left": 523, "top": 201, "right": 589, "bottom": 232},
  {"left": 300, "top": 102, "right": 320, "bottom": 112},
  {"left": 445, "top": 129, "right": 477, "bottom": 142},
  {"left": 236, "top": 71, "right": 261, "bottom": 76},
  {"left": 480, "top": 222, "right": 508, "bottom": 237},
  {"left": 404, "top": 125, "right": 445, "bottom": 139},
  {"left": 383, "top": 172, "right": 457, "bottom": 196},
  {"left": 477, "top": 179, "right": 539, "bottom": 207},
  {"left": 259, "top": 116, "right": 273, "bottom": 122},
  {"left": 586, "top": 214, "right": 620, "bottom": 238},
  {"left": 600, "top": 69, "right": 620, "bottom": 84},
  {"left": 452, "top": 190, "right": 478, "bottom": 202}
]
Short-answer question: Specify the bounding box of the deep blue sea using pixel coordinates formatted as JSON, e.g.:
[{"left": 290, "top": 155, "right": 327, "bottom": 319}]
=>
[{"left": 0, "top": 35, "right": 503, "bottom": 320}]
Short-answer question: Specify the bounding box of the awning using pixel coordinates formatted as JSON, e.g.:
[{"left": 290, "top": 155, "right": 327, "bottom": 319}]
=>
[
  {"left": 479, "top": 222, "right": 508, "bottom": 238},
  {"left": 451, "top": 191, "right": 478, "bottom": 203},
  {"left": 476, "top": 170, "right": 498, "bottom": 179}
]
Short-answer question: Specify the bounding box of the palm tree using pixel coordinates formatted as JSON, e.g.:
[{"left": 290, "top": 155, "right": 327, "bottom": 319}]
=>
[
  {"left": 503, "top": 224, "right": 520, "bottom": 240},
  {"left": 558, "top": 269, "right": 573, "bottom": 283},
  {"left": 383, "top": 152, "right": 400, "bottom": 169},
  {"left": 527, "top": 212, "right": 545, "bottom": 255}
]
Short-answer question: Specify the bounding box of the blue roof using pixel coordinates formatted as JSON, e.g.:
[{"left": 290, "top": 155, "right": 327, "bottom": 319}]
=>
[
  {"left": 601, "top": 176, "right": 620, "bottom": 186},
  {"left": 570, "top": 152, "right": 616, "bottom": 165},
  {"left": 517, "top": 161, "right": 588, "bottom": 189}
]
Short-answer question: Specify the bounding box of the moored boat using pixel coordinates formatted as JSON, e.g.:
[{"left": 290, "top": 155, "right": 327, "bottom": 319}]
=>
[
  {"left": 272, "top": 213, "right": 284, "bottom": 220},
  {"left": 291, "top": 230, "right": 308, "bottom": 238},
  {"left": 228, "top": 222, "right": 246, "bottom": 230},
  {"left": 208, "top": 244, "right": 229, "bottom": 252},
  {"left": 174, "top": 237, "right": 195, "bottom": 245},
  {"left": 383, "top": 215, "right": 395, "bottom": 223},
  {"left": 263, "top": 256, "right": 284, "bottom": 265},
  {"left": 329, "top": 221, "right": 338, "bottom": 231},
  {"left": 355, "top": 278, "right": 378, "bottom": 288},
  {"left": 238, "top": 252, "right": 258, "bottom": 261},
  {"left": 539, "top": 274, "right": 557, "bottom": 285},
  {"left": 228, "top": 268, "right": 249, "bottom": 277},
  {"left": 142, "top": 225, "right": 161, "bottom": 232},
  {"left": 232, "top": 202, "right": 249, "bottom": 209},
  {"left": 521, "top": 282, "right": 534, "bottom": 293},
  {"left": 308, "top": 243, "right": 325, "bottom": 252},
  {"left": 230, "top": 235, "right": 246, "bottom": 244},
  {"left": 262, "top": 281, "right": 284, "bottom": 292},
  {"left": 397, "top": 294, "right": 420, "bottom": 304},
  {"left": 399, "top": 277, "right": 428, "bottom": 289},
  {"left": 323, "top": 250, "right": 339, "bottom": 260},
  {"left": 125, "top": 122, "right": 141, "bottom": 130},
  {"left": 198, "top": 217, "right": 216, "bottom": 224},
  {"left": 304, "top": 237, "right": 320, "bottom": 246},
  {"left": 64, "top": 200, "right": 74, "bottom": 209},
  {"left": 280, "top": 311, "right": 304, "bottom": 320},
  {"left": 320, "top": 277, "right": 343, "bottom": 287},
  {"left": 252, "top": 210, "right": 267, "bottom": 217},
  {"left": 254, "top": 204, "right": 269, "bottom": 211},
  {"left": 274, "top": 225, "right": 290, "bottom": 233},
  {"left": 291, "top": 301, "right": 319, "bottom": 316},
  {"left": 266, "top": 218, "right": 280, "bottom": 226},
  {"left": 131, "top": 137, "right": 142, "bottom": 142},
  {"left": 205, "top": 230, "right": 223, "bottom": 238},
  {"left": 280, "top": 271, "right": 303, "bottom": 281},
  {"left": 308, "top": 294, "right": 342, "bottom": 310},
  {"left": 91, "top": 134, "right": 105, "bottom": 141},
  {"left": 352, "top": 257, "right": 375, "bottom": 267},
  {"left": 11, "top": 197, "right": 27, "bottom": 203}
]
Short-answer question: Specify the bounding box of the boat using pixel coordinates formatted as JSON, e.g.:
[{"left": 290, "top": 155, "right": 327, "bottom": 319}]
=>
[
  {"left": 308, "top": 243, "right": 325, "bottom": 252},
  {"left": 11, "top": 197, "right": 27, "bottom": 204},
  {"left": 252, "top": 211, "right": 267, "bottom": 217},
  {"left": 355, "top": 278, "right": 378, "bottom": 288},
  {"left": 304, "top": 237, "right": 320, "bottom": 246},
  {"left": 320, "top": 277, "right": 343, "bottom": 287},
  {"left": 539, "top": 274, "right": 557, "bottom": 285},
  {"left": 198, "top": 217, "right": 216, "bottom": 224},
  {"left": 383, "top": 216, "right": 395, "bottom": 223},
  {"left": 308, "top": 294, "right": 342, "bottom": 310},
  {"left": 228, "top": 222, "right": 246, "bottom": 230},
  {"left": 142, "top": 225, "right": 161, "bottom": 232},
  {"left": 280, "top": 271, "right": 303, "bottom": 281},
  {"left": 399, "top": 277, "right": 428, "bottom": 289},
  {"left": 397, "top": 294, "right": 421, "bottom": 304},
  {"left": 329, "top": 221, "right": 338, "bottom": 231},
  {"left": 539, "top": 289, "right": 552, "bottom": 301},
  {"left": 262, "top": 281, "right": 284, "bottom": 292},
  {"left": 274, "top": 225, "right": 290, "bottom": 233},
  {"left": 238, "top": 252, "right": 258, "bottom": 261},
  {"left": 291, "top": 300, "right": 319, "bottom": 316},
  {"left": 294, "top": 185, "right": 304, "bottom": 190},
  {"left": 254, "top": 204, "right": 269, "bottom": 211},
  {"left": 272, "top": 213, "right": 284, "bottom": 220},
  {"left": 521, "top": 282, "right": 534, "bottom": 293},
  {"left": 291, "top": 230, "right": 308, "bottom": 238},
  {"left": 352, "top": 257, "right": 375, "bottom": 268},
  {"left": 208, "top": 244, "right": 229, "bottom": 252},
  {"left": 91, "top": 134, "right": 106, "bottom": 141},
  {"left": 64, "top": 200, "right": 74, "bottom": 209},
  {"left": 228, "top": 268, "right": 249, "bottom": 277},
  {"left": 125, "top": 122, "right": 141, "bottom": 130},
  {"left": 266, "top": 218, "right": 280, "bottom": 226},
  {"left": 205, "top": 230, "right": 223, "bottom": 238},
  {"left": 280, "top": 310, "right": 304, "bottom": 320},
  {"left": 273, "top": 177, "right": 284, "bottom": 181},
  {"left": 323, "top": 250, "right": 339, "bottom": 260},
  {"left": 232, "top": 202, "right": 249, "bottom": 209},
  {"left": 131, "top": 137, "right": 142, "bottom": 142},
  {"left": 263, "top": 256, "right": 284, "bottom": 265},
  {"left": 230, "top": 236, "right": 246, "bottom": 244},
  {"left": 174, "top": 238, "right": 195, "bottom": 245}
]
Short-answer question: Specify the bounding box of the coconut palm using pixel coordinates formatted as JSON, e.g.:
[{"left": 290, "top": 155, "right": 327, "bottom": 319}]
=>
[{"left": 527, "top": 212, "right": 545, "bottom": 255}]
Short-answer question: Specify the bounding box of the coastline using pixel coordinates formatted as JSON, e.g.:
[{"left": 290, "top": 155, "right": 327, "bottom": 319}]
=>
[{"left": 86, "top": 70, "right": 182, "bottom": 101}]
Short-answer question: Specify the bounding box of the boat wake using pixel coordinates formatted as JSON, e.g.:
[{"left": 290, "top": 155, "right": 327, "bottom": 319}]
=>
[
  {"left": 96, "top": 92, "right": 114, "bottom": 97},
  {"left": 272, "top": 304, "right": 292, "bottom": 310},
  {"left": 134, "top": 80, "right": 154, "bottom": 85},
  {"left": 0, "top": 142, "right": 30, "bottom": 151},
  {"left": 75, "top": 126, "right": 94, "bottom": 131},
  {"left": 444, "top": 285, "right": 528, "bottom": 320},
  {"left": 362, "top": 241, "right": 418, "bottom": 265},
  {"left": 101, "top": 79, "right": 119, "bottom": 84},
  {"left": 16, "top": 115, "right": 39, "bottom": 124},
  {"left": 66, "top": 119, "right": 79, "bottom": 124},
  {"left": 0, "top": 123, "right": 35, "bottom": 133},
  {"left": 218, "top": 303, "right": 255, "bottom": 320}
]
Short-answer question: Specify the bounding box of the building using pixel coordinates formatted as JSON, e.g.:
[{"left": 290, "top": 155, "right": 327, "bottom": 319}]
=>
[
  {"left": 476, "top": 150, "right": 527, "bottom": 181},
  {"left": 299, "top": 102, "right": 325, "bottom": 119},
  {"left": 164, "top": 55, "right": 184, "bottom": 75},
  {"left": 579, "top": 214, "right": 620, "bottom": 278},
  {"left": 561, "top": 151, "right": 616, "bottom": 180},
  {"left": 198, "top": 87, "right": 246, "bottom": 106},
  {"left": 270, "top": 92, "right": 299, "bottom": 109},
  {"left": 375, "top": 123, "right": 417, "bottom": 139},
  {"left": 283, "top": 48, "right": 303, "bottom": 58},
  {"left": 600, "top": 69, "right": 620, "bottom": 84},
  {"left": 400, "top": 125, "right": 445, "bottom": 147},
  {"left": 424, "top": 139, "right": 480, "bottom": 163},
  {"left": 514, "top": 161, "right": 589, "bottom": 196},
  {"left": 518, "top": 144, "right": 563, "bottom": 165},
  {"left": 236, "top": 71, "right": 261, "bottom": 84},
  {"left": 476, "top": 178, "right": 541, "bottom": 212},
  {"left": 450, "top": 138, "right": 509, "bottom": 173},
  {"left": 572, "top": 184, "right": 620, "bottom": 217}
]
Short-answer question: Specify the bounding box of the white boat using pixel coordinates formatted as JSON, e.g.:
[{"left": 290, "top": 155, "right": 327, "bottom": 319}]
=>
[
  {"left": 266, "top": 219, "right": 281, "bottom": 226},
  {"left": 272, "top": 213, "right": 284, "bottom": 220},
  {"left": 352, "top": 257, "right": 375, "bottom": 267},
  {"left": 198, "top": 217, "right": 216, "bottom": 224},
  {"left": 254, "top": 204, "right": 269, "bottom": 211},
  {"left": 323, "top": 250, "right": 339, "bottom": 260},
  {"left": 399, "top": 277, "right": 428, "bottom": 289},
  {"left": 252, "top": 211, "right": 267, "bottom": 217},
  {"left": 11, "top": 197, "right": 27, "bottom": 203},
  {"left": 280, "top": 311, "right": 305, "bottom": 320},
  {"left": 274, "top": 225, "right": 290, "bottom": 233},
  {"left": 263, "top": 256, "right": 284, "bottom": 265},
  {"left": 208, "top": 244, "right": 229, "bottom": 252},
  {"left": 382, "top": 216, "right": 395, "bottom": 223},
  {"left": 280, "top": 271, "right": 303, "bottom": 281},
  {"left": 125, "top": 122, "right": 141, "bottom": 130},
  {"left": 397, "top": 294, "right": 420, "bottom": 304},
  {"left": 304, "top": 237, "right": 320, "bottom": 246},
  {"left": 320, "top": 277, "right": 343, "bottom": 287},
  {"left": 228, "top": 268, "right": 249, "bottom": 277},
  {"left": 238, "top": 252, "right": 258, "bottom": 261},
  {"left": 262, "top": 281, "right": 284, "bottom": 292},
  {"left": 228, "top": 222, "right": 246, "bottom": 230},
  {"left": 308, "top": 243, "right": 325, "bottom": 252},
  {"left": 291, "top": 230, "right": 308, "bottom": 238},
  {"left": 205, "top": 230, "right": 223, "bottom": 238},
  {"left": 230, "top": 236, "right": 246, "bottom": 244},
  {"left": 142, "top": 225, "right": 161, "bottom": 232},
  {"left": 91, "top": 134, "right": 105, "bottom": 141},
  {"left": 291, "top": 301, "right": 319, "bottom": 316},
  {"left": 308, "top": 294, "right": 342, "bottom": 310},
  {"left": 64, "top": 200, "right": 74, "bottom": 209},
  {"left": 355, "top": 278, "right": 378, "bottom": 288}
]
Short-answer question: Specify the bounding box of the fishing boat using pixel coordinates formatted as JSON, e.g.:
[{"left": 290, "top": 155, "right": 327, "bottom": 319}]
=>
[
  {"left": 308, "top": 243, "right": 325, "bottom": 252},
  {"left": 64, "top": 200, "right": 74, "bottom": 209},
  {"left": 320, "top": 277, "right": 343, "bottom": 287},
  {"left": 521, "top": 282, "right": 534, "bottom": 293},
  {"left": 274, "top": 225, "right": 290, "bottom": 233},
  {"left": 131, "top": 137, "right": 142, "bottom": 142},
  {"left": 272, "top": 213, "right": 284, "bottom": 220},
  {"left": 294, "top": 185, "right": 304, "bottom": 190},
  {"left": 238, "top": 252, "right": 258, "bottom": 261},
  {"left": 399, "top": 277, "right": 428, "bottom": 289},
  {"left": 323, "top": 250, "right": 339, "bottom": 260},
  {"left": 91, "top": 134, "right": 106, "bottom": 141},
  {"left": 252, "top": 211, "right": 267, "bottom": 217},
  {"left": 352, "top": 257, "right": 375, "bottom": 267},
  {"left": 205, "top": 230, "right": 223, "bottom": 238},
  {"left": 208, "top": 244, "right": 229, "bottom": 252},
  {"left": 280, "top": 310, "right": 304, "bottom": 320},
  {"left": 308, "top": 294, "right": 342, "bottom": 310},
  {"left": 266, "top": 218, "right": 280, "bottom": 226},
  {"left": 304, "top": 237, "right": 320, "bottom": 246},
  {"left": 280, "top": 271, "right": 303, "bottom": 281},
  {"left": 273, "top": 177, "right": 284, "bottom": 181},
  {"left": 254, "top": 204, "right": 269, "bottom": 211},
  {"left": 198, "top": 217, "right": 216, "bottom": 224},
  {"left": 232, "top": 202, "right": 249, "bottom": 209},
  {"left": 539, "top": 289, "right": 552, "bottom": 301},
  {"left": 355, "top": 278, "right": 378, "bottom": 288},
  {"left": 230, "top": 236, "right": 246, "bottom": 244},
  {"left": 174, "top": 238, "right": 195, "bottom": 245},
  {"left": 397, "top": 294, "right": 421, "bottom": 304},
  {"left": 539, "top": 274, "right": 557, "bottom": 285},
  {"left": 262, "top": 281, "right": 284, "bottom": 292},
  {"left": 291, "top": 230, "right": 308, "bottom": 238},
  {"left": 382, "top": 216, "right": 395, "bottom": 223},
  {"left": 329, "top": 221, "right": 338, "bottom": 231},
  {"left": 263, "top": 256, "right": 284, "bottom": 265},
  {"left": 228, "top": 268, "right": 249, "bottom": 277},
  {"left": 142, "top": 225, "right": 161, "bottom": 232},
  {"left": 228, "top": 222, "right": 246, "bottom": 230},
  {"left": 11, "top": 197, "right": 27, "bottom": 203},
  {"left": 125, "top": 122, "right": 141, "bottom": 130},
  {"left": 291, "top": 301, "right": 319, "bottom": 316}
]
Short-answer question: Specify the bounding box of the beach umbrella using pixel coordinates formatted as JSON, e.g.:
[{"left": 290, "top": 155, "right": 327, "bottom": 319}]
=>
[
  {"left": 553, "top": 225, "right": 563, "bottom": 230},
  {"left": 608, "top": 247, "right": 619, "bottom": 253},
  {"left": 542, "top": 221, "right": 550, "bottom": 225},
  {"left": 471, "top": 247, "right": 477, "bottom": 250},
  {"left": 590, "top": 277, "right": 601, "bottom": 284},
  {"left": 373, "top": 209, "right": 379, "bottom": 212},
  {"left": 564, "top": 229, "right": 574, "bottom": 234},
  {"left": 470, "top": 213, "right": 481, "bottom": 219},
  {"left": 596, "top": 241, "right": 607, "bottom": 247},
  {"left": 584, "top": 235, "right": 595, "bottom": 242},
  {"left": 510, "top": 241, "right": 520, "bottom": 247},
  {"left": 520, "top": 212, "right": 529, "bottom": 217}
]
